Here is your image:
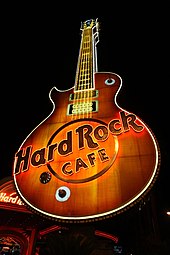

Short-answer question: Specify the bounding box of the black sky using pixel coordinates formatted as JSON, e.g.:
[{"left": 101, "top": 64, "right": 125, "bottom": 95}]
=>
[{"left": 1, "top": 3, "right": 169, "bottom": 217}]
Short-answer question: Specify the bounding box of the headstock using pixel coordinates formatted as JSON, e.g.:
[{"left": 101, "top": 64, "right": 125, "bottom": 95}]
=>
[{"left": 80, "top": 18, "right": 99, "bottom": 44}]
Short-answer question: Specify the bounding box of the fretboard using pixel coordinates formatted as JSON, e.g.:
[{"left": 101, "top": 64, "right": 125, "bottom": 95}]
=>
[{"left": 74, "top": 19, "right": 99, "bottom": 92}]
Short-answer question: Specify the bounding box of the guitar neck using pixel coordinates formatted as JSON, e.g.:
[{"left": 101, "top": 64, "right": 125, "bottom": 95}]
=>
[{"left": 74, "top": 19, "right": 99, "bottom": 92}]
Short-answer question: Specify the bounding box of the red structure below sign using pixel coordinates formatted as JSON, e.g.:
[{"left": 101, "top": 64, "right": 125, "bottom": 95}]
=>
[{"left": 0, "top": 176, "right": 119, "bottom": 255}]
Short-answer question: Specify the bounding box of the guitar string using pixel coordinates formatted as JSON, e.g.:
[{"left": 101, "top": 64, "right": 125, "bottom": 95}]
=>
[
  {"left": 81, "top": 29, "right": 88, "bottom": 119},
  {"left": 84, "top": 34, "right": 88, "bottom": 119},
  {"left": 85, "top": 29, "right": 92, "bottom": 119},
  {"left": 89, "top": 28, "right": 93, "bottom": 119},
  {"left": 78, "top": 28, "right": 85, "bottom": 120},
  {"left": 72, "top": 24, "right": 94, "bottom": 120},
  {"left": 80, "top": 32, "right": 84, "bottom": 120},
  {"left": 87, "top": 31, "right": 90, "bottom": 119},
  {"left": 72, "top": 30, "right": 82, "bottom": 121}
]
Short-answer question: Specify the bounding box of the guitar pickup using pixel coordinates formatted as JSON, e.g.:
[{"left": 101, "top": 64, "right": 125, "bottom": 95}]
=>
[
  {"left": 69, "top": 90, "right": 98, "bottom": 101},
  {"left": 67, "top": 101, "right": 98, "bottom": 115}
]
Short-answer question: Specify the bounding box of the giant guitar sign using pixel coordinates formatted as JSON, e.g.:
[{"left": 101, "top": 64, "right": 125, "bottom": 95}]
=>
[{"left": 13, "top": 19, "right": 160, "bottom": 222}]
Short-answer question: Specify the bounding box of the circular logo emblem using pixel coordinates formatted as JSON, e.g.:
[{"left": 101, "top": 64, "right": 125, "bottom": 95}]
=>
[{"left": 47, "top": 118, "right": 119, "bottom": 183}]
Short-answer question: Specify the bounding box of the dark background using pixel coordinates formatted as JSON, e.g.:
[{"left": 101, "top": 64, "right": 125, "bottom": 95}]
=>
[{"left": 1, "top": 2, "right": 169, "bottom": 238}]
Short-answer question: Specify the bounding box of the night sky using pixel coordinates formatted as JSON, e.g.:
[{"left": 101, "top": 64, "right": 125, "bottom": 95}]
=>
[{"left": 1, "top": 3, "right": 169, "bottom": 224}]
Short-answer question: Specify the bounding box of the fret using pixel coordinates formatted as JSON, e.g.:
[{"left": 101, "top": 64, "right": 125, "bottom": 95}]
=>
[
  {"left": 81, "top": 54, "right": 90, "bottom": 60},
  {"left": 69, "top": 90, "right": 98, "bottom": 100},
  {"left": 79, "top": 79, "right": 91, "bottom": 84},
  {"left": 80, "top": 71, "right": 90, "bottom": 76}
]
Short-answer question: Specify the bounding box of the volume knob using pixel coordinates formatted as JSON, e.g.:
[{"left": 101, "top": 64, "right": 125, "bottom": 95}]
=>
[{"left": 40, "top": 172, "right": 52, "bottom": 184}]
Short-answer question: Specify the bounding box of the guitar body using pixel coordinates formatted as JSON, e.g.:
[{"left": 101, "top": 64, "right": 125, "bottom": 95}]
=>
[{"left": 13, "top": 72, "right": 160, "bottom": 221}]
